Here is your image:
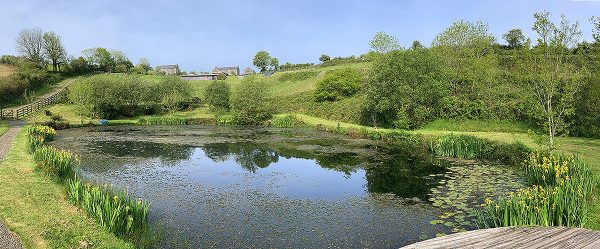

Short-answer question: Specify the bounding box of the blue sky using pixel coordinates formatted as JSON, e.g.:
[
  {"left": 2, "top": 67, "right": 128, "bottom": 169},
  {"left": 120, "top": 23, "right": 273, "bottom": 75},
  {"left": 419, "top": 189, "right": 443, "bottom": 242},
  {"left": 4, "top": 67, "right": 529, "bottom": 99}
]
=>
[{"left": 1, "top": 0, "right": 599, "bottom": 72}]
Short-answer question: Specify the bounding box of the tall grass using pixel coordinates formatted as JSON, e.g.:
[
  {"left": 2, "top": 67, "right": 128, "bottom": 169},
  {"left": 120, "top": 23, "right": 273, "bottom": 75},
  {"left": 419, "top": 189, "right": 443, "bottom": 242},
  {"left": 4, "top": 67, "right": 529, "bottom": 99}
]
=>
[
  {"left": 67, "top": 177, "right": 149, "bottom": 239},
  {"left": 138, "top": 116, "right": 188, "bottom": 125},
  {"left": 32, "top": 145, "right": 79, "bottom": 181},
  {"left": 478, "top": 152, "right": 595, "bottom": 228},
  {"left": 28, "top": 125, "right": 56, "bottom": 141},
  {"left": 429, "top": 134, "right": 488, "bottom": 159}
]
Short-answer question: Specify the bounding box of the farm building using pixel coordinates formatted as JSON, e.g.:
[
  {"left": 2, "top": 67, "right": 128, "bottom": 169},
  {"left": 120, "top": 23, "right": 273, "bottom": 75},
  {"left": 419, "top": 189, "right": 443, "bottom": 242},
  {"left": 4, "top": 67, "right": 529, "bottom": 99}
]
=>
[
  {"left": 213, "top": 66, "right": 240, "bottom": 76},
  {"left": 156, "top": 65, "right": 179, "bottom": 75},
  {"left": 181, "top": 72, "right": 219, "bottom": 81},
  {"left": 244, "top": 67, "right": 256, "bottom": 75}
]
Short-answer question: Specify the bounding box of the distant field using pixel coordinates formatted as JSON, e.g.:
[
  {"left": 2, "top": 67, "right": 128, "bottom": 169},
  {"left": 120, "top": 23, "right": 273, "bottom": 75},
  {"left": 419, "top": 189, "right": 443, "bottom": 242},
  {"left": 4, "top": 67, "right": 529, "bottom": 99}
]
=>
[{"left": 0, "top": 64, "right": 16, "bottom": 77}]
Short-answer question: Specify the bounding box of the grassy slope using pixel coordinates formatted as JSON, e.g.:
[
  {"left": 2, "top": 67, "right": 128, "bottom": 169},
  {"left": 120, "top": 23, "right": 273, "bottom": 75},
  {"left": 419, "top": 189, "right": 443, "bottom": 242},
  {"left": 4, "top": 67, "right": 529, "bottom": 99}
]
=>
[
  {"left": 0, "top": 128, "right": 133, "bottom": 249},
  {"left": 0, "top": 64, "right": 16, "bottom": 78},
  {"left": 1, "top": 77, "right": 76, "bottom": 109}
]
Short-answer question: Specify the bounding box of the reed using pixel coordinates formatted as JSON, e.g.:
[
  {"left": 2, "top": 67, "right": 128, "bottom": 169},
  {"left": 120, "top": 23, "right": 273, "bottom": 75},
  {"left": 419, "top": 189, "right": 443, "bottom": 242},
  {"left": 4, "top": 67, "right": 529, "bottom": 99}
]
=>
[
  {"left": 478, "top": 152, "right": 594, "bottom": 228},
  {"left": 32, "top": 145, "right": 79, "bottom": 181},
  {"left": 216, "top": 116, "right": 235, "bottom": 125},
  {"left": 67, "top": 177, "right": 149, "bottom": 239},
  {"left": 27, "top": 125, "right": 56, "bottom": 141},
  {"left": 429, "top": 133, "right": 489, "bottom": 159},
  {"left": 138, "top": 116, "right": 188, "bottom": 125}
]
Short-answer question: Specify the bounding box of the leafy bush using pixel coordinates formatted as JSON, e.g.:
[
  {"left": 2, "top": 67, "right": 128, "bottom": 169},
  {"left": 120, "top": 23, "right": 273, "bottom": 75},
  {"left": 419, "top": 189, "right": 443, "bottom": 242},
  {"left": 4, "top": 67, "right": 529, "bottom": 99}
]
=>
[
  {"left": 314, "top": 68, "right": 363, "bottom": 102},
  {"left": 204, "top": 80, "right": 230, "bottom": 110},
  {"left": 231, "top": 77, "right": 272, "bottom": 125},
  {"left": 277, "top": 71, "right": 318, "bottom": 82}
]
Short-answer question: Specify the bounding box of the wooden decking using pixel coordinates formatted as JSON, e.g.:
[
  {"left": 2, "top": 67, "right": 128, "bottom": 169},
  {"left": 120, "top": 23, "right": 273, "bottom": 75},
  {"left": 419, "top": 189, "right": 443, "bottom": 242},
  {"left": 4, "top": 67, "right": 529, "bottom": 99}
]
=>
[{"left": 402, "top": 227, "right": 600, "bottom": 249}]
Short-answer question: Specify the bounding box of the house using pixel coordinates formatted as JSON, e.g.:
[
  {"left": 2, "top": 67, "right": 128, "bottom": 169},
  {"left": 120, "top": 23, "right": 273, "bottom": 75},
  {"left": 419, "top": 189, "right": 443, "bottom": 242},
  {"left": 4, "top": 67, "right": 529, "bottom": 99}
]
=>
[
  {"left": 156, "top": 65, "right": 179, "bottom": 75},
  {"left": 181, "top": 72, "right": 220, "bottom": 81},
  {"left": 212, "top": 66, "right": 240, "bottom": 76},
  {"left": 244, "top": 67, "right": 256, "bottom": 75}
]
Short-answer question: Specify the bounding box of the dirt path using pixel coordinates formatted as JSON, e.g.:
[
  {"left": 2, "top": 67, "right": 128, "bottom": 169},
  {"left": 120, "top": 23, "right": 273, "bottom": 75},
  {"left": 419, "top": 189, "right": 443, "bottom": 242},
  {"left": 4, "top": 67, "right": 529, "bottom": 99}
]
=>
[{"left": 0, "top": 120, "right": 24, "bottom": 249}]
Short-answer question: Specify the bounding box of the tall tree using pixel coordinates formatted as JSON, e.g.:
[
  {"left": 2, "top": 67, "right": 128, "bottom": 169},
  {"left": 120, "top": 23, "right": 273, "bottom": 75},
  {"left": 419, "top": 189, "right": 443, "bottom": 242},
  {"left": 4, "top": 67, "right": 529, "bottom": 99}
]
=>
[
  {"left": 526, "top": 12, "right": 586, "bottom": 150},
  {"left": 410, "top": 40, "right": 424, "bottom": 49},
  {"left": 253, "top": 51, "right": 271, "bottom": 73},
  {"left": 591, "top": 16, "right": 600, "bottom": 43},
  {"left": 319, "top": 54, "right": 331, "bottom": 62},
  {"left": 42, "top": 31, "right": 67, "bottom": 71},
  {"left": 82, "top": 47, "right": 114, "bottom": 72},
  {"left": 503, "top": 28, "right": 526, "bottom": 49},
  {"left": 369, "top": 32, "right": 401, "bottom": 53},
  {"left": 16, "top": 28, "right": 44, "bottom": 63}
]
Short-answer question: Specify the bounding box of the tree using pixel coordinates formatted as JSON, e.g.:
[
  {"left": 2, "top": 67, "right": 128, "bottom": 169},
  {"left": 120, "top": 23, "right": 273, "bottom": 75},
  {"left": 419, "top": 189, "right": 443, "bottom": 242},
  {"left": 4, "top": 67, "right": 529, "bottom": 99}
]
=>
[
  {"left": 253, "top": 51, "right": 271, "bottom": 73},
  {"left": 503, "top": 28, "right": 526, "bottom": 49},
  {"left": 82, "top": 47, "right": 114, "bottom": 72},
  {"left": 269, "top": 57, "right": 279, "bottom": 71},
  {"left": 42, "top": 31, "right": 67, "bottom": 71},
  {"left": 205, "top": 80, "right": 231, "bottom": 110},
  {"left": 525, "top": 12, "right": 586, "bottom": 150},
  {"left": 365, "top": 49, "right": 447, "bottom": 128},
  {"left": 16, "top": 28, "right": 44, "bottom": 63},
  {"left": 231, "top": 76, "right": 272, "bottom": 124},
  {"left": 370, "top": 32, "right": 401, "bottom": 53},
  {"left": 138, "top": 58, "right": 152, "bottom": 71},
  {"left": 591, "top": 16, "right": 600, "bottom": 43},
  {"left": 319, "top": 54, "right": 331, "bottom": 62},
  {"left": 68, "top": 56, "right": 91, "bottom": 75},
  {"left": 410, "top": 40, "right": 424, "bottom": 50}
]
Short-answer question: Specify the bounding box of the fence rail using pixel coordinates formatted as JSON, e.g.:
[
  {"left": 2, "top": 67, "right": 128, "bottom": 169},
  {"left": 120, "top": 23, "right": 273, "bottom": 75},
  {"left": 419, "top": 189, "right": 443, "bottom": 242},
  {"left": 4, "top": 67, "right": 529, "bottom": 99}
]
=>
[{"left": 0, "top": 88, "right": 68, "bottom": 120}]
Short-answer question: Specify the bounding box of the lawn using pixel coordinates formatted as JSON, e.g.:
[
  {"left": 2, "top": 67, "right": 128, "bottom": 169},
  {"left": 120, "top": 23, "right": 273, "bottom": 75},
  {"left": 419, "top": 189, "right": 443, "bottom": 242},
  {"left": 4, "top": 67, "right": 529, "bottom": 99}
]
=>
[{"left": 0, "top": 128, "right": 133, "bottom": 248}]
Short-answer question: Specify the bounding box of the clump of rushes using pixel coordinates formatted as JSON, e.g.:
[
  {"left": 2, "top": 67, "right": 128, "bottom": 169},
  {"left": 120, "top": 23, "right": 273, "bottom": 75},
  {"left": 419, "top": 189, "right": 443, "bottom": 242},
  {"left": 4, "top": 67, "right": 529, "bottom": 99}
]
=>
[
  {"left": 138, "top": 116, "right": 188, "bottom": 125},
  {"left": 27, "top": 134, "right": 46, "bottom": 153},
  {"left": 67, "top": 177, "right": 149, "bottom": 239},
  {"left": 478, "top": 152, "right": 594, "bottom": 228},
  {"left": 429, "top": 134, "right": 488, "bottom": 159},
  {"left": 28, "top": 125, "right": 56, "bottom": 141},
  {"left": 33, "top": 145, "right": 79, "bottom": 181},
  {"left": 216, "top": 116, "right": 235, "bottom": 125},
  {"left": 271, "top": 115, "right": 306, "bottom": 128}
]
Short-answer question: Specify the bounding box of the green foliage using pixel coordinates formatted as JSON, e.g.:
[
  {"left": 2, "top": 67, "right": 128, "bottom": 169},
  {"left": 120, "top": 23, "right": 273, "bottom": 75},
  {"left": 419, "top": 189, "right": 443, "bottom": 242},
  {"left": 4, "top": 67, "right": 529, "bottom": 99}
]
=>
[
  {"left": 429, "top": 134, "right": 531, "bottom": 166},
  {"left": 319, "top": 54, "right": 331, "bottom": 62},
  {"left": 503, "top": 28, "right": 526, "bottom": 49},
  {"left": 231, "top": 77, "right": 272, "bottom": 125},
  {"left": 253, "top": 51, "right": 278, "bottom": 73},
  {"left": 370, "top": 31, "right": 401, "bottom": 53},
  {"left": 271, "top": 115, "right": 306, "bottom": 128},
  {"left": 314, "top": 68, "right": 362, "bottom": 102},
  {"left": 28, "top": 125, "right": 56, "bottom": 141},
  {"left": 138, "top": 116, "right": 188, "bottom": 125},
  {"left": 67, "top": 177, "right": 149, "bottom": 240},
  {"left": 204, "top": 80, "right": 231, "bottom": 110},
  {"left": 33, "top": 145, "right": 79, "bottom": 181},
  {"left": 365, "top": 49, "right": 447, "bottom": 128},
  {"left": 277, "top": 71, "right": 318, "bottom": 82},
  {"left": 479, "top": 152, "right": 594, "bottom": 228},
  {"left": 68, "top": 74, "right": 191, "bottom": 118},
  {"left": 0, "top": 61, "right": 64, "bottom": 106}
]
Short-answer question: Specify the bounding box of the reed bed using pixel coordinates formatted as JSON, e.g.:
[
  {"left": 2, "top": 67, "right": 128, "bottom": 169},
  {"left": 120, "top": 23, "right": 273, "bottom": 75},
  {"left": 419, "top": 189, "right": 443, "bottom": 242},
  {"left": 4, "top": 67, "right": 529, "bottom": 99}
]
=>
[
  {"left": 478, "top": 152, "right": 595, "bottom": 228},
  {"left": 271, "top": 115, "right": 306, "bottom": 128},
  {"left": 138, "top": 116, "right": 188, "bottom": 125},
  {"left": 32, "top": 145, "right": 79, "bottom": 181},
  {"left": 429, "top": 134, "right": 488, "bottom": 159},
  {"left": 67, "top": 177, "right": 149, "bottom": 239},
  {"left": 28, "top": 125, "right": 56, "bottom": 141}
]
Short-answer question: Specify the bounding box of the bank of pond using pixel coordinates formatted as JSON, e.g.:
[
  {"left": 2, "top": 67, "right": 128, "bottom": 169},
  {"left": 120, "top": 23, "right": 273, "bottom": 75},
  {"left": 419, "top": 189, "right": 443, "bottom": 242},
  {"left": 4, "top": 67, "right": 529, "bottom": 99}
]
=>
[{"left": 25, "top": 122, "right": 595, "bottom": 248}]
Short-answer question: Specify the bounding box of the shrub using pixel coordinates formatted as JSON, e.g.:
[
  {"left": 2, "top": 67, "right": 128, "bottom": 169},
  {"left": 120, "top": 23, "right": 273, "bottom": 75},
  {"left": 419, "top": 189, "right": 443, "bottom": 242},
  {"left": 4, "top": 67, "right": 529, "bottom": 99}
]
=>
[
  {"left": 67, "top": 177, "right": 149, "bottom": 239},
  {"left": 204, "top": 80, "right": 231, "bottom": 110},
  {"left": 314, "top": 68, "right": 363, "bottom": 101},
  {"left": 231, "top": 77, "right": 272, "bottom": 125}
]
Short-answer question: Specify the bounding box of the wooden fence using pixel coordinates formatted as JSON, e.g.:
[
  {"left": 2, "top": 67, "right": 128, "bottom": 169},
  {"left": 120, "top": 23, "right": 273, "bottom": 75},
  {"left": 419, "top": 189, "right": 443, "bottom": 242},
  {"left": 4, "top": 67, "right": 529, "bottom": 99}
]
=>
[{"left": 0, "top": 88, "right": 68, "bottom": 120}]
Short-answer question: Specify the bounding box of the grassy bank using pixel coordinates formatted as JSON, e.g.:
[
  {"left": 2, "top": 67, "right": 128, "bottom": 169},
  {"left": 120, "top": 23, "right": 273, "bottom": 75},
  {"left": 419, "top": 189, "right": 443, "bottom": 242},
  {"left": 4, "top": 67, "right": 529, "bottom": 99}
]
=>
[
  {"left": 0, "top": 127, "right": 133, "bottom": 248},
  {"left": 0, "top": 120, "right": 8, "bottom": 136}
]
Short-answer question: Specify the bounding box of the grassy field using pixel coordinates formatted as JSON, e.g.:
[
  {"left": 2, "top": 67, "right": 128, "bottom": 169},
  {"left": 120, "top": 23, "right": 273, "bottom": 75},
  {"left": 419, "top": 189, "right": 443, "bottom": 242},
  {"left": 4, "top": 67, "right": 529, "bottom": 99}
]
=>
[
  {"left": 0, "top": 64, "right": 16, "bottom": 77},
  {"left": 0, "top": 128, "right": 133, "bottom": 248}
]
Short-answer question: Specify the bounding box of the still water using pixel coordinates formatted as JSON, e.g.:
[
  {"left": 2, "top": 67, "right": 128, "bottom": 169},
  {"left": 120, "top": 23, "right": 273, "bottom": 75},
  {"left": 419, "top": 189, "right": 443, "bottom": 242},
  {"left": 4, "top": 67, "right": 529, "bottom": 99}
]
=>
[{"left": 51, "top": 125, "right": 523, "bottom": 248}]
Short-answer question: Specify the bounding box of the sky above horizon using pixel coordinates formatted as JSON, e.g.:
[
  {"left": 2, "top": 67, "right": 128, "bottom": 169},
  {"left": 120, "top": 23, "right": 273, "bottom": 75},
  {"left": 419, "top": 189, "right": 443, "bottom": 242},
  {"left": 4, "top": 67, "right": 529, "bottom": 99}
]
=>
[{"left": 1, "top": 0, "right": 599, "bottom": 72}]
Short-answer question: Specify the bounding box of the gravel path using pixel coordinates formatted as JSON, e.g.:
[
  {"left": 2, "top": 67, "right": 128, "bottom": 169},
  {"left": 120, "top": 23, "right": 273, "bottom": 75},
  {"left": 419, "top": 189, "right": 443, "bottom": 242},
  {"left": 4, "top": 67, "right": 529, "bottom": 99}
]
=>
[{"left": 0, "top": 120, "right": 24, "bottom": 249}]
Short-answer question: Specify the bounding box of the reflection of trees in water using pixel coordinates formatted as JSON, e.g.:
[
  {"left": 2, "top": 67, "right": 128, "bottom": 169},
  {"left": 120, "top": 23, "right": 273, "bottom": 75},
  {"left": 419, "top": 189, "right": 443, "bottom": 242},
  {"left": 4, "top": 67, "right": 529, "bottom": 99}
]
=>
[
  {"left": 88, "top": 140, "right": 194, "bottom": 162},
  {"left": 202, "top": 143, "right": 279, "bottom": 173},
  {"left": 365, "top": 155, "right": 447, "bottom": 200}
]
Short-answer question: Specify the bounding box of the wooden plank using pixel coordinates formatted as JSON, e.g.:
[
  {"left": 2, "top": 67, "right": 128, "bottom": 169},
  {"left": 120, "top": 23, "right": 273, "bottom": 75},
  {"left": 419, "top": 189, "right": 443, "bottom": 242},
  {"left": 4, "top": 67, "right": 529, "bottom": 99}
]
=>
[{"left": 402, "top": 227, "right": 600, "bottom": 249}]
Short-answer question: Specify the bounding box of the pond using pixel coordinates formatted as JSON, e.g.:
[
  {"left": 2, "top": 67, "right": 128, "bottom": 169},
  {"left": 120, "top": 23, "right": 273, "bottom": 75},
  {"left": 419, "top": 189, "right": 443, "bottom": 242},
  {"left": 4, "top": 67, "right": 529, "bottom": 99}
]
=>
[{"left": 51, "top": 126, "right": 524, "bottom": 248}]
